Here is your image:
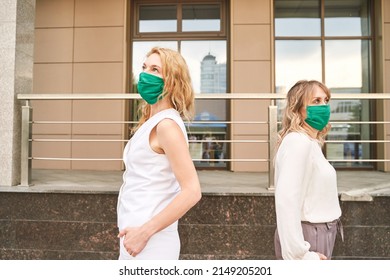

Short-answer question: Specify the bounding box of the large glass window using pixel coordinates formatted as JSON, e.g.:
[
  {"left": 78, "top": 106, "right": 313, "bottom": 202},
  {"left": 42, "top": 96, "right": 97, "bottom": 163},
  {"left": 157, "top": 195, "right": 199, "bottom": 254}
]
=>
[
  {"left": 139, "top": 5, "right": 177, "bottom": 32},
  {"left": 182, "top": 4, "right": 221, "bottom": 31},
  {"left": 275, "top": 40, "right": 322, "bottom": 93},
  {"left": 324, "top": 0, "right": 371, "bottom": 36},
  {"left": 275, "top": 0, "right": 321, "bottom": 37},
  {"left": 132, "top": 0, "right": 228, "bottom": 169},
  {"left": 275, "top": 0, "right": 374, "bottom": 169}
]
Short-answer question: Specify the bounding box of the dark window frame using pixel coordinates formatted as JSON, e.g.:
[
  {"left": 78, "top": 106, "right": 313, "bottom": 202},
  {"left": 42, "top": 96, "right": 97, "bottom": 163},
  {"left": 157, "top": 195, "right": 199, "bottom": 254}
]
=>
[{"left": 133, "top": 0, "right": 227, "bottom": 39}]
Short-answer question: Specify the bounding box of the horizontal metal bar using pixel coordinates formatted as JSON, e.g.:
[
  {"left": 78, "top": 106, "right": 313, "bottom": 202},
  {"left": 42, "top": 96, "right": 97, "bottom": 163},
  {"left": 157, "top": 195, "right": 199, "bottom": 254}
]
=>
[
  {"left": 193, "top": 159, "right": 269, "bottom": 162},
  {"left": 326, "top": 140, "right": 390, "bottom": 143},
  {"left": 30, "top": 157, "right": 269, "bottom": 162},
  {"left": 32, "top": 121, "right": 138, "bottom": 124},
  {"left": 28, "top": 157, "right": 390, "bottom": 162},
  {"left": 328, "top": 159, "right": 390, "bottom": 162},
  {"left": 27, "top": 120, "right": 390, "bottom": 127},
  {"left": 191, "top": 121, "right": 269, "bottom": 124},
  {"left": 190, "top": 140, "right": 267, "bottom": 143},
  {"left": 31, "top": 157, "right": 122, "bottom": 161},
  {"left": 17, "top": 93, "right": 390, "bottom": 100},
  {"left": 30, "top": 139, "right": 269, "bottom": 143},
  {"left": 29, "top": 138, "right": 389, "bottom": 144},
  {"left": 19, "top": 93, "right": 142, "bottom": 100},
  {"left": 31, "top": 120, "right": 269, "bottom": 125},
  {"left": 19, "top": 93, "right": 286, "bottom": 100},
  {"left": 31, "top": 139, "right": 129, "bottom": 142},
  {"left": 330, "top": 121, "right": 390, "bottom": 124}
]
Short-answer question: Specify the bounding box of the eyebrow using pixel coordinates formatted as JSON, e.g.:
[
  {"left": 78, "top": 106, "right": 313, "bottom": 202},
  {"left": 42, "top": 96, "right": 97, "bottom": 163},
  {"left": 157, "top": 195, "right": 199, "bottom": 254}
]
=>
[
  {"left": 312, "top": 96, "right": 328, "bottom": 99},
  {"left": 142, "top": 63, "right": 162, "bottom": 69}
]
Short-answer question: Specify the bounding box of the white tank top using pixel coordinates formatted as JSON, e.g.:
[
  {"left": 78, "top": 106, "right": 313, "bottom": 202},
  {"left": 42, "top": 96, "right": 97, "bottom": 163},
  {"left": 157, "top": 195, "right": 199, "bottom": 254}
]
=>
[{"left": 117, "top": 108, "right": 188, "bottom": 232}]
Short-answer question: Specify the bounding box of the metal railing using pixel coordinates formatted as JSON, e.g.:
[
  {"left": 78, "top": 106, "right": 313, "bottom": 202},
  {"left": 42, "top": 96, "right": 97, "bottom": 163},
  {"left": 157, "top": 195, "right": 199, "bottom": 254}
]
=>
[{"left": 17, "top": 93, "right": 390, "bottom": 188}]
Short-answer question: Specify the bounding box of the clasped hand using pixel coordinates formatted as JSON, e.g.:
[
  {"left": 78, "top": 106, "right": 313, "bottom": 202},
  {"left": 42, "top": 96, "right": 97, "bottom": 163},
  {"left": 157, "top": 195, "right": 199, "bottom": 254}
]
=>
[{"left": 117, "top": 227, "right": 150, "bottom": 258}]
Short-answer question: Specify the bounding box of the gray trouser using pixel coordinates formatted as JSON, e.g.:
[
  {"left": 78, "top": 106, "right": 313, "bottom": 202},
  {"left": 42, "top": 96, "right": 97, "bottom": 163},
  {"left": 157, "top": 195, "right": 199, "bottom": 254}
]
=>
[{"left": 274, "top": 219, "right": 343, "bottom": 260}]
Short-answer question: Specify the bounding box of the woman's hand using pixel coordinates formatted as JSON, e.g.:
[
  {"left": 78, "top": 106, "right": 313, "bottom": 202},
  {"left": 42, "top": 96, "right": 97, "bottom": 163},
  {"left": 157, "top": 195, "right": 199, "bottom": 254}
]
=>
[
  {"left": 317, "top": 252, "right": 328, "bottom": 260},
  {"left": 117, "top": 226, "right": 152, "bottom": 257}
]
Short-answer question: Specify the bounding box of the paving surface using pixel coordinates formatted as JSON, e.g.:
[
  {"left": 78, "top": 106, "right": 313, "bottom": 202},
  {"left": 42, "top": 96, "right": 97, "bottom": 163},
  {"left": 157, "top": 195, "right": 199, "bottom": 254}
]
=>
[{"left": 1, "top": 169, "right": 390, "bottom": 201}]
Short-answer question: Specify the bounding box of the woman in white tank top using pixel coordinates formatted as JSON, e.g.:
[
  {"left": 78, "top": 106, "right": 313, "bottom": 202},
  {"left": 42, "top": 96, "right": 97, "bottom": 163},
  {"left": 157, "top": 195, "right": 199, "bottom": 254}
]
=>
[{"left": 117, "top": 47, "right": 201, "bottom": 260}]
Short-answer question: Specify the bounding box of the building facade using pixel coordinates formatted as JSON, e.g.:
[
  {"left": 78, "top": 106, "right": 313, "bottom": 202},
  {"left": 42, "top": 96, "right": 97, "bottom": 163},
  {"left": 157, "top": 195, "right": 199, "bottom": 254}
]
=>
[{"left": 1, "top": 0, "right": 390, "bottom": 186}]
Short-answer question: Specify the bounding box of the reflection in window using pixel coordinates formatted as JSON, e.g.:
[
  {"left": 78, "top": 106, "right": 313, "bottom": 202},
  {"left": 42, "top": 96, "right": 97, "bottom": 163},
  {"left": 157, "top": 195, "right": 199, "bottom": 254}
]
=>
[
  {"left": 131, "top": 40, "right": 228, "bottom": 168},
  {"left": 139, "top": 5, "right": 177, "bottom": 33},
  {"left": 275, "top": 0, "right": 374, "bottom": 169},
  {"left": 325, "top": 0, "right": 371, "bottom": 36},
  {"left": 182, "top": 4, "right": 221, "bottom": 32},
  {"left": 274, "top": 0, "right": 321, "bottom": 36},
  {"left": 325, "top": 40, "right": 371, "bottom": 90},
  {"left": 275, "top": 40, "right": 322, "bottom": 93},
  {"left": 133, "top": 1, "right": 228, "bottom": 169},
  {"left": 325, "top": 39, "right": 371, "bottom": 168},
  {"left": 181, "top": 41, "right": 226, "bottom": 94},
  {"left": 181, "top": 41, "right": 227, "bottom": 168}
]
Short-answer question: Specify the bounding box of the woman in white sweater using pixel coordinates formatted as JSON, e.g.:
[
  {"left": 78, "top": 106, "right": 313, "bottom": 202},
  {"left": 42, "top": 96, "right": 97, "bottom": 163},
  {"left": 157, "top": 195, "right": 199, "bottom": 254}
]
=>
[
  {"left": 274, "top": 80, "right": 342, "bottom": 260},
  {"left": 117, "top": 47, "right": 201, "bottom": 260}
]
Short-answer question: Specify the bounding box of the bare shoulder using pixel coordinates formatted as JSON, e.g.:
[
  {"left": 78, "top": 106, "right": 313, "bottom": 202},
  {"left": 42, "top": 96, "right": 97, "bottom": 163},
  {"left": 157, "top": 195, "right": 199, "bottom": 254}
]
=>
[
  {"left": 156, "top": 118, "right": 181, "bottom": 132},
  {"left": 156, "top": 118, "right": 184, "bottom": 140}
]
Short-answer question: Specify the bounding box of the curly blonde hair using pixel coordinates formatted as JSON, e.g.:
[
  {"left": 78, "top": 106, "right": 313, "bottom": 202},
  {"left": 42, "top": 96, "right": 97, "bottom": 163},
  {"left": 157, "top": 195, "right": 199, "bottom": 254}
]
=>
[
  {"left": 132, "top": 47, "right": 195, "bottom": 133},
  {"left": 277, "top": 80, "right": 331, "bottom": 147}
]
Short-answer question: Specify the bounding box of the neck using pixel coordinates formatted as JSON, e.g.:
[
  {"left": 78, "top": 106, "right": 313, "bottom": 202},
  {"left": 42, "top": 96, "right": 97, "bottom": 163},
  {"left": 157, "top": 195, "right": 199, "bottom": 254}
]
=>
[
  {"left": 302, "top": 122, "right": 318, "bottom": 139},
  {"left": 149, "top": 99, "right": 172, "bottom": 117}
]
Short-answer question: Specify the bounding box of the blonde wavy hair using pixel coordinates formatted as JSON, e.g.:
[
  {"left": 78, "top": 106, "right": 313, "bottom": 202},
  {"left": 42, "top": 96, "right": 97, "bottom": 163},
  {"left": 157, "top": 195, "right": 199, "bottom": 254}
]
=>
[
  {"left": 132, "top": 47, "right": 195, "bottom": 133},
  {"left": 277, "top": 80, "right": 331, "bottom": 148}
]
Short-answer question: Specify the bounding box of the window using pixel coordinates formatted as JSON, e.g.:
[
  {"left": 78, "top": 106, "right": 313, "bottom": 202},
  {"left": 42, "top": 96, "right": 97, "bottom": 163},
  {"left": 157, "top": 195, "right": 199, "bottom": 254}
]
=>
[
  {"left": 275, "top": 0, "right": 374, "bottom": 169},
  {"left": 131, "top": 0, "right": 228, "bottom": 169},
  {"left": 182, "top": 4, "right": 221, "bottom": 31},
  {"left": 139, "top": 5, "right": 177, "bottom": 33}
]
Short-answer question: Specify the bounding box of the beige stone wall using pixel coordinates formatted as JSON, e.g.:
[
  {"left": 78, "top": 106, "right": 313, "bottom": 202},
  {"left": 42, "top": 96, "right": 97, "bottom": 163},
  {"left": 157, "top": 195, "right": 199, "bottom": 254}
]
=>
[
  {"left": 384, "top": 0, "right": 390, "bottom": 171},
  {"left": 31, "top": 0, "right": 389, "bottom": 173},
  {"left": 230, "top": 0, "right": 273, "bottom": 172},
  {"left": 33, "top": 0, "right": 127, "bottom": 170}
]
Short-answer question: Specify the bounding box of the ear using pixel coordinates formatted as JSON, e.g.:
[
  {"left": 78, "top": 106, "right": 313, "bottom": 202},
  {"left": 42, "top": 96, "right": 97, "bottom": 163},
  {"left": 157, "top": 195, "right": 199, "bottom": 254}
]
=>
[{"left": 300, "top": 106, "right": 307, "bottom": 119}]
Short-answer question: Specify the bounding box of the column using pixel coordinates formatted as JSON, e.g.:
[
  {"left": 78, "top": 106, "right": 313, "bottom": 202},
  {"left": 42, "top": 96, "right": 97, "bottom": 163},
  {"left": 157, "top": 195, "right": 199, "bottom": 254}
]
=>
[{"left": 0, "top": 0, "right": 35, "bottom": 186}]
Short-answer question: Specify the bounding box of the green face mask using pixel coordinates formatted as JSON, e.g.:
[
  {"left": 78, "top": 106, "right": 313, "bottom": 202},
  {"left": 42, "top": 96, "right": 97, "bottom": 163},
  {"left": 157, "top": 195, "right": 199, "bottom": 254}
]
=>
[
  {"left": 137, "top": 72, "right": 165, "bottom": 104},
  {"left": 305, "top": 104, "right": 331, "bottom": 131}
]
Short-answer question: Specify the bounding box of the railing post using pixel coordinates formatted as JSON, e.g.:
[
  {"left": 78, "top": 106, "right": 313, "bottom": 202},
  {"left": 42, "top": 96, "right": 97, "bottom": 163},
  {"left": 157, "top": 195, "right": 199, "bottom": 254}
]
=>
[
  {"left": 268, "top": 105, "right": 278, "bottom": 190},
  {"left": 20, "top": 101, "right": 32, "bottom": 186}
]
